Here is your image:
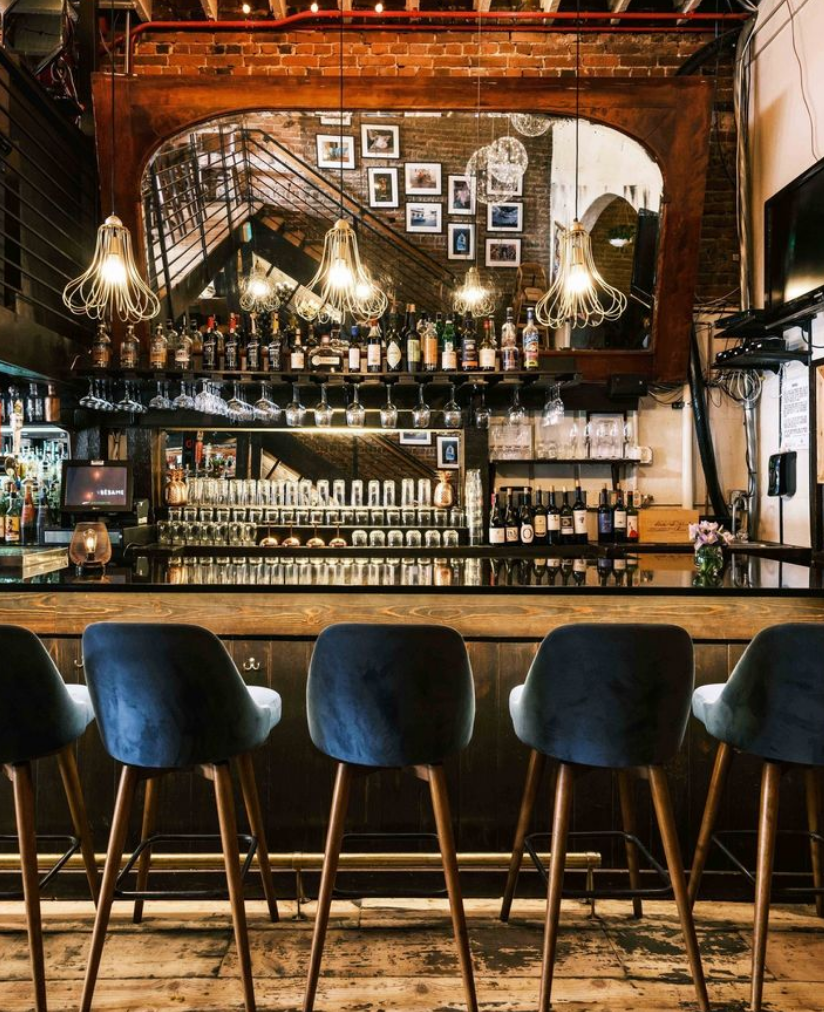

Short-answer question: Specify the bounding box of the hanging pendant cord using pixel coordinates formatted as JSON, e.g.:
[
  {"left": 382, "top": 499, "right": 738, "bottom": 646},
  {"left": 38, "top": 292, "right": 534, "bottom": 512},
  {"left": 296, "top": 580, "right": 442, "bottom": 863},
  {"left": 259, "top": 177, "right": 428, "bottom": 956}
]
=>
[
  {"left": 473, "top": 0, "right": 481, "bottom": 273},
  {"left": 110, "top": 0, "right": 116, "bottom": 217},
  {"left": 339, "top": 7, "right": 344, "bottom": 219},
  {"left": 574, "top": 0, "right": 580, "bottom": 221}
]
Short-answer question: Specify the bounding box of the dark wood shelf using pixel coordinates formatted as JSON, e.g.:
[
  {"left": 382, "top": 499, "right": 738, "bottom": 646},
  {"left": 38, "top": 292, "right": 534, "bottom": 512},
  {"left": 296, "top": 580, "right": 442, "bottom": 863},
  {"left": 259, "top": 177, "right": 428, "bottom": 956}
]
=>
[
  {"left": 713, "top": 350, "right": 809, "bottom": 374},
  {"left": 489, "top": 457, "right": 649, "bottom": 466}
]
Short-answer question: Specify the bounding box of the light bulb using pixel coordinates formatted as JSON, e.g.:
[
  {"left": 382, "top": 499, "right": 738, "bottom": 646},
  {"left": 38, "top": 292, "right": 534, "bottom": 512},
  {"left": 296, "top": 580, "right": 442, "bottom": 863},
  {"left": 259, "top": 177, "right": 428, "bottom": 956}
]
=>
[
  {"left": 241, "top": 2, "right": 251, "bottom": 12},
  {"left": 355, "top": 280, "right": 372, "bottom": 299},
  {"left": 101, "top": 251, "right": 127, "bottom": 286},
  {"left": 310, "top": 1, "right": 319, "bottom": 10},
  {"left": 328, "top": 259, "right": 353, "bottom": 289},
  {"left": 249, "top": 278, "right": 269, "bottom": 297},
  {"left": 84, "top": 530, "right": 98, "bottom": 555},
  {"left": 566, "top": 264, "right": 590, "bottom": 295},
  {"left": 375, "top": 1, "right": 383, "bottom": 10}
]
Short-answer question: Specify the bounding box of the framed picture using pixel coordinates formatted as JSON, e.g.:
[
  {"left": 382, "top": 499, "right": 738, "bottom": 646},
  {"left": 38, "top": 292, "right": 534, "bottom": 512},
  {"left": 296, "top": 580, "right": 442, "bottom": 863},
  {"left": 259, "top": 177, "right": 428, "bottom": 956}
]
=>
[
  {"left": 488, "top": 170, "right": 523, "bottom": 198},
  {"left": 448, "top": 223, "right": 474, "bottom": 261},
  {"left": 400, "top": 430, "right": 432, "bottom": 446},
  {"left": 447, "top": 174, "right": 475, "bottom": 216},
  {"left": 436, "top": 434, "right": 461, "bottom": 468},
  {"left": 316, "top": 134, "right": 355, "bottom": 170},
  {"left": 361, "top": 123, "right": 400, "bottom": 159},
  {"left": 367, "top": 167, "right": 399, "bottom": 208},
  {"left": 485, "top": 238, "right": 522, "bottom": 268},
  {"left": 487, "top": 201, "right": 523, "bottom": 232},
  {"left": 406, "top": 202, "right": 442, "bottom": 234},
  {"left": 405, "top": 162, "right": 442, "bottom": 195}
]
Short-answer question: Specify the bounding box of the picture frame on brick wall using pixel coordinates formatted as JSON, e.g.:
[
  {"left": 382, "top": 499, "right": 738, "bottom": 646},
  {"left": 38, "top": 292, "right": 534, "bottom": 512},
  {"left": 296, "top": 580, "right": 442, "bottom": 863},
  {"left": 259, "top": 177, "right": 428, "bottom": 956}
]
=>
[
  {"left": 316, "top": 134, "right": 356, "bottom": 170},
  {"left": 486, "top": 238, "right": 521, "bottom": 268},
  {"left": 405, "top": 162, "right": 442, "bottom": 196},
  {"left": 361, "top": 124, "right": 400, "bottom": 160},
  {"left": 489, "top": 170, "right": 523, "bottom": 198},
  {"left": 406, "top": 202, "right": 443, "bottom": 234},
  {"left": 368, "top": 167, "right": 399, "bottom": 208},
  {"left": 448, "top": 223, "right": 474, "bottom": 261},
  {"left": 447, "top": 175, "right": 476, "bottom": 216},
  {"left": 487, "top": 202, "right": 523, "bottom": 233}
]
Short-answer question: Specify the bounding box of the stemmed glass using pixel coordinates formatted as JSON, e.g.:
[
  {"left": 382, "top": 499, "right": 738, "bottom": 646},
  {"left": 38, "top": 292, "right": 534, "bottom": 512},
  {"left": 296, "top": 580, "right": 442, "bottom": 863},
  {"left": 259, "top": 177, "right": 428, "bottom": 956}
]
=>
[
  {"left": 149, "top": 380, "right": 172, "bottom": 411},
  {"left": 172, "top": 381, "right": 196, "bottom": 412},
  {"left": 508, "top": 384, "right": 527, "bottom": 426},
  {"left": 380, "top": 384, "right": 398, "bottom": 429},
  {"left": 542, "top": 382, "right": 564, "bottom": 427},
  {"left": 346, "top": 383, "right": 365, "bottom": 428},
  {"left": 412, "top": 383, "right": 430, "bottom": 429},
  {"left": 225, "top": 381, "right": 247, "bottom": 420},
  {"left": 568, "top": 420, "right": 579, "bottom": 459},
  {"left": 254, "top": 382, "right": 281, "bottom": 423},
  {"left": 314, "top": 384, "right": 334, "bottom": 428},
  {"left": 285, "top": 383, "right": 306, "bottom": 427},
  {"left": 116, "top": 381, "right": 145, "bottom": 414},
  {"left": 473, "top": 385, "right": 490, "bottom": 430},
  {"left": 443, "top": 383, "right": 462, "bottom": 429}
]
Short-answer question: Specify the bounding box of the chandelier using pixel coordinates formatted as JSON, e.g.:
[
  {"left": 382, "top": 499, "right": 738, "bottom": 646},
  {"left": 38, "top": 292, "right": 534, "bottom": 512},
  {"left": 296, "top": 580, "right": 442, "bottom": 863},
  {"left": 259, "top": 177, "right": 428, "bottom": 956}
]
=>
[
  {"left": 239, "top": 259, "right": 281, "bottom": 313},
  {"left": 509, "top": 113, "right": 552, "bottom": 138},
  {"left": 487, "top": 135, "right": 528, "bottom": 186},
  {"left": 454, "top": 266, "right": 496, "bottom": 317}
]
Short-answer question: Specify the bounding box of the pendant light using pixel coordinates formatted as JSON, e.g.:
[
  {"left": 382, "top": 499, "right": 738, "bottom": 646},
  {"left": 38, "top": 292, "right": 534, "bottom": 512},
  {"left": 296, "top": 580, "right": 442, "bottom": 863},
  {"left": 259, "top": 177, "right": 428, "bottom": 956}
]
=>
[
  {"left": 535, "top": 0, "right": 626, "bottom": 331},
  {"left": 509, "top": 113, "right": 552, "bottom": 138},
  {"left": 297, "top": 10, "right": 386, "bottom": 324},
  {"left": 62, "top": 0, "right": 159, "bottom": 323},
  {"left": 239, "top": 256, "right": 281, "bottom": 313},
  {"left": 454, "top": 266, "right": 496, "bottom": 317}
]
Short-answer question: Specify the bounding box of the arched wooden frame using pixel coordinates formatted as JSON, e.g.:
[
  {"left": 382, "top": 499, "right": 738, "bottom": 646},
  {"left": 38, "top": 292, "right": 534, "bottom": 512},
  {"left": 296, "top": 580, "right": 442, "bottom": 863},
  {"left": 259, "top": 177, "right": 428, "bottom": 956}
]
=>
[{"left": 93, "top": 74, "right": 713, "bottom": 384}]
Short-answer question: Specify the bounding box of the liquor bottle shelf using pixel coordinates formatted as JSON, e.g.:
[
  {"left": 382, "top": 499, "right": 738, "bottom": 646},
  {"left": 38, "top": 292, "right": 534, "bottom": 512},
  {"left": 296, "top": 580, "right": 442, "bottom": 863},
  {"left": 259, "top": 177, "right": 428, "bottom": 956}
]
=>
[
  {"left": 489, "top": 457, "right": 651, "bottom": 466},
  {"left": 75, "top": 367, "right": 580, "bottom": 385}
]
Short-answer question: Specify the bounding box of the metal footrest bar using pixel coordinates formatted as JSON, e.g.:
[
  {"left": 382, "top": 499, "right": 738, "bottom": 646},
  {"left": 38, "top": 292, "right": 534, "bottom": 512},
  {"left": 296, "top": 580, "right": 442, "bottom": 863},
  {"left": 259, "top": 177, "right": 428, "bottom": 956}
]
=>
[
  {"left": 0, "top": 833, "right": 80, "bottom": 899},
  {"left": 331, "top": 833, "right": 448, "bottom": 899},
  {"left": 525, "top": 830, "right": 672, "bottom": 899},
  {"left": 114, "top": 832, "right": 257, "bottom": 902},
  {"left": 711, "top": 829, "right": 824, "bottom": 900}
]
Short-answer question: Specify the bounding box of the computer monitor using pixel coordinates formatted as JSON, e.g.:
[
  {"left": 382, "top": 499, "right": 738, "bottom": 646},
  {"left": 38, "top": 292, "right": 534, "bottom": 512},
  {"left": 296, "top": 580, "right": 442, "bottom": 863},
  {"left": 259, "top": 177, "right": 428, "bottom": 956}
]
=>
[{"left": 61, "top": 460, "right": 133, "bottom": 514}]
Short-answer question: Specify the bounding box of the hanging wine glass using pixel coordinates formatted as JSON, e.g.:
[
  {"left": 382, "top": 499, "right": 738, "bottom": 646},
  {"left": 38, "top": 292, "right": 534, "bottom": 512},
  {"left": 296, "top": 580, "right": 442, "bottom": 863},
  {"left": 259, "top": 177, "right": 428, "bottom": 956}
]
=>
[
  {"left": 225, "top": 381, "right": 246, "bottom": 420},
  {"left": 314, "top": 384, "right": 334, "bottom": 428},
  {"left": 79, "top": 379, "right": 96, "bottom": 410},
  {"left": 443, "top": 382, "right": 462, "bottom": 428},
  {"left": 473, "top": 384, "right": 490, "bottom": 430},
  {"left": 508, "top": 384, "right": 527, "bottom": 426},
  {"left": 345, "top": 383, "right": 365, "bottom": 428},
  {"left": 541, "top": 382, "right": 564, "bottom": 427},
  {"left": 380, "top": 383, "right": 398, "bottom": 430},
  {"left": 412, "top": 383, "right": 431, "bottom": 429},
  {"left": 285, "top": 383, "right": 306, "bottom": 428}
]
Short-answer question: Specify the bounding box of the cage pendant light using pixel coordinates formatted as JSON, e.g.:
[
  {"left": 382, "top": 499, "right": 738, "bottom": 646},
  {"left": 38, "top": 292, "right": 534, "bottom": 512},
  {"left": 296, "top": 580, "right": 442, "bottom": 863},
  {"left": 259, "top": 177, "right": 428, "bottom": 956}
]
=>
[
  {"left": 454, "top": 266, "right": 496, "bottom": 317},
  {"left": 535, "top": 0, "right": 626, "bottom": 331},
  {"left": 62, "top": 1, "right": 159, "bottom": 323}
]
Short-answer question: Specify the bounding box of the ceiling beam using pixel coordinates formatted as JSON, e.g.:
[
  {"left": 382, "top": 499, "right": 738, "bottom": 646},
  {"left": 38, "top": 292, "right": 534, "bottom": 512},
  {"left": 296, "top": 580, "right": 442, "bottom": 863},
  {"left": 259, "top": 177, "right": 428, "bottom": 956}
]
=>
[
  {"left": 609, "top": 0, "right": 632, "bottom": 25},
  {"left": 268, "top": 0, "right": 287, "bottom": 16},
  {"left": 199, "top": 0, "right": 218, "bottom": 18},
  {"left": 474, "top": 0, "right": 493, "bottom": 10},
  {"left": 405, "top": 0, "right": 420, "bottom": 9},
  {"left": 676, "top": 0, "right": 704, "bottom": 11},
  {"left": 540, "top": 0, "right": 562, "bottom": 13}
]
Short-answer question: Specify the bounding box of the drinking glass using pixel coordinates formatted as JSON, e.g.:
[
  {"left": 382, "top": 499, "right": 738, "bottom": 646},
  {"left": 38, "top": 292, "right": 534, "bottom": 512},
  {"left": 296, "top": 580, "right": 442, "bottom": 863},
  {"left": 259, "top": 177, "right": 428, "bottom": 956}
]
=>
[
  {"left": 346, "top": 384, "right": 365, "bottom": 428},
  {"left": 317, "top": 480, "right": 330, "bottom": 505},
  {"left": 314, "top": 384, "right": 334, "bottom": 428},
  {"left": 405, "top": 529, "right": 422, "bottom": 547},
  {"left": 508, "top": 384, "right": 527, "bottom": 426},
  {"left": 368, "top": 480, "right": 381, "bottom": 506},
  {"left": 443, "top": 528, "right": 459, "bottom": 548},
  {"left": 380, "top": 384, "right": 398, "bottom": 429},
  {"left": 285, "top": 383, "right": 306, "bottom": 427},
  {"left": 255, "top": 382, "right": 282, "bottom": 423},
  {"left": 425, "top": 529, "right": 442, "bottom": 548},
  {"left": 473, "top": 385, "right": 490, "bottom": 430},
  {"left": 412, "top": 383, "right": 430, "bottom": 428},
  {"left": 369, "top": 529, "right": 386, "bottom": 548},
  {"left": 225, "top": 381, "right": 246, "bottom": 419},
  {"left": 351, "top": 479, "right": 364, "bottom": 506},
  {"left": 401, "top": 478, "right": 415, "bottom": 507},
  {"left": 443, "top": 383, "right": 462, "bottom": 428},
  {"left": 542, "top": 382, "right": 565, "bottom": 427},
  {"left": 332, "top": 479, "right": 347, "bottom": 506},
  {"left": 417, "top": 478, "right": 431, "bottom": 506},
  {"left": 383, "top": 480, "right": 396, "bottom": 507},
  {"left": 388, "top": 529, "right": 404, "bottom": 547},
  {"left": 352, "top": 529, "right": 368, "bottom": 547}
]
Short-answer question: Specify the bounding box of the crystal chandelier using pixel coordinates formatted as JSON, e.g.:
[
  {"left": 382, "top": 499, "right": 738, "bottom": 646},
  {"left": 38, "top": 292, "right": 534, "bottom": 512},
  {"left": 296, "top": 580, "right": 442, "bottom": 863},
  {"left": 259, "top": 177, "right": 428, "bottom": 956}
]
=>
[
  {"left": 239, "top": 259, "right": 280, "bottom": 313},
  {"left": 465, "top": 145, "right": 517, "bottom": 206},
  {"left": 486, "top": 135, "right": 528, "bottom": 186},
  {"left": 299, "top": 219, "right": 388, "bottom": 323},
  {"left": 509, "top": 113, "right": 552, "bottom": 138},
  {"left": 454, "top": 266, "right": 496, "bottom": 317}
]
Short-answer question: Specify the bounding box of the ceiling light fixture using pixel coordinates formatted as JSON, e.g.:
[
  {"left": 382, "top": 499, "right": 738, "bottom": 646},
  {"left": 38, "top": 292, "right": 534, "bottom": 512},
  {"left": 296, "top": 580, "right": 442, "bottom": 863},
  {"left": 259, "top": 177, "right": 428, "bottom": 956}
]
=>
[
  {"left": 239, "top": 257, "right": 281, "bottom": 313},
  {"left": 454, "top": 265, "right": 496, "bottom": 317},
  {"left": 509, "top": 112, "right": 552, "bottom": 137}
]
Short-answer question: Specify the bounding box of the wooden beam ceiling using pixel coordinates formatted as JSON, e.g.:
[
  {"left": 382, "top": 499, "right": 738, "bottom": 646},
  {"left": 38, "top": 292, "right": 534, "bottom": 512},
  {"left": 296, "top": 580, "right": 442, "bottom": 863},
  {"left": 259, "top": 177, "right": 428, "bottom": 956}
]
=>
[
  {"left": 540, "top": 0, "right": 562, "bottom": 13},
  {"left": 268, "top": 0, "right": 287, "bottom": 16}
]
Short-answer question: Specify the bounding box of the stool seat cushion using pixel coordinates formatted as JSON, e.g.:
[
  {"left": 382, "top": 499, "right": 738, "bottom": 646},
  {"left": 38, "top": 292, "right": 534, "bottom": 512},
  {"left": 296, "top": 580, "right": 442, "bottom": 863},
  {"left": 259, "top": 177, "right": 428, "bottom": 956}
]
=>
[{"left": 247, "top": 686, "right": 282, "bottom": 735}]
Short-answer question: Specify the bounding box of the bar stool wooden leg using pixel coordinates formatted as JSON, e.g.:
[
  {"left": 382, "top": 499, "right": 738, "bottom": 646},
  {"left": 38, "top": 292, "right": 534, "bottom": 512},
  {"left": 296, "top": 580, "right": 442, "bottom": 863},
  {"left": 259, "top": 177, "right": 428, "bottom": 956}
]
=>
[
  {"left": 648, "top": 766, "right": 709, "bottom": 1012},
  {"left": 689, "top": 741, "right": 734, "bottom": 908},
  {"left": 428, "top": 764, "right": 479, "bottom": 1012},
  {"left": 804, "top": 767, "right": 824, "bottom": 919},
  {"left": 304, "top": 762, "right": 352, "bottom": 1012},
  {"left": 538, "top": 761, "right": 574, "bottom": 1012},
  {"left": 237, "top": 750, "right": 279, "bottom": 923},
  {"left": 211, "top": 762, "right": 256, "bottom": 1012},
  {"left": 752, "top": 761, "right": 782, "bottom": 1012},
  {"left": 617, "top": 770, "right": 644, "bottom": 919},
  {"left": 132, "top": 776, "right": 160, "bottom": 924},
  {"left": 8, "top": 762, "right": 47, "bottom": 1012},
  {"left": 56, "top": 745, "right": 99, "bottom": 906},
  {"left": 501, "top": 749, "right": 546, "bottom": 923},
  {"left": 80, "top": 765, "right": 139, "bottom": 1012}
]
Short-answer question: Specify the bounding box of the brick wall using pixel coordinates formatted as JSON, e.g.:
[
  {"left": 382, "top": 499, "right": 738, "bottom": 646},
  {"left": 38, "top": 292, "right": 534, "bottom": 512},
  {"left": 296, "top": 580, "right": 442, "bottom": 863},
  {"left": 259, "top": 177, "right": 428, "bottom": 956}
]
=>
[{"left": 133, "top": 30, "right": 740, "bottom": 306}]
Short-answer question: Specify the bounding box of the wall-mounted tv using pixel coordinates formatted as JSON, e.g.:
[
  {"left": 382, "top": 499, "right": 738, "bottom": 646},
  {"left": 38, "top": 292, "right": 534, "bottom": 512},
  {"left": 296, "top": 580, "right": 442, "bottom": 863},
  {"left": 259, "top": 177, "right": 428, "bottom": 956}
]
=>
[{"left": 765, "top": 154, "right": 824, "bottom": 319}]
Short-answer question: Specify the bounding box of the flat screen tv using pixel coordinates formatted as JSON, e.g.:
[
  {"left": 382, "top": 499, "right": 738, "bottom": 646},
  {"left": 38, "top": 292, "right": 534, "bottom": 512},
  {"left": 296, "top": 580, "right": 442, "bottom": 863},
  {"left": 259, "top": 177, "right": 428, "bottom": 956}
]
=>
[
  {"left": 765, "top": 155, "right": 824, "bottom": 318},
  {"left": 61, "top": 460, "right": 133, "bottom": 513}
]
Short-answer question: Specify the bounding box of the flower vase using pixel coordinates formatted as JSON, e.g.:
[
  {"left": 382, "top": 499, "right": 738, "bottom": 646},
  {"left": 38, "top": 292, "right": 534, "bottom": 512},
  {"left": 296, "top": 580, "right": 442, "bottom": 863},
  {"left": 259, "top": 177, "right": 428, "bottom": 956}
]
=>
[{"left": 693, "top": 544, "right": 725, "bottom": 582}]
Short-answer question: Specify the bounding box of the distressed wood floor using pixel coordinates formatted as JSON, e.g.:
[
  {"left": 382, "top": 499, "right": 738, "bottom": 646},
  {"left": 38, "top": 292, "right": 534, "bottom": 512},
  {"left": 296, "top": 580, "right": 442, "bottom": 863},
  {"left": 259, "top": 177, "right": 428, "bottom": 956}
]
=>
[{"left": 0, "top": 898, "right": 823, "bottom": 1011}]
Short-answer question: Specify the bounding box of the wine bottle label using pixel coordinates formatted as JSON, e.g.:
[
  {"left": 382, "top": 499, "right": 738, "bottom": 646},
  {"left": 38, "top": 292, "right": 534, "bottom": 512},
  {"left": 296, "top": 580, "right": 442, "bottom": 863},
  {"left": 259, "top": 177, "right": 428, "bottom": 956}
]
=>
[
  {"left": 121, "top": 351, "right": 137, "bottom": 369},
  {"left": 203, "top": 346, "right": 215, "bottom": 369},
  {"left": 423, "top": 337, "right": 438, "bottom": 366},
  {"left": 441, "top": 349, "right": 457, "bottom": 371},
  {"left": 150, "top": 348, "right": 166, "bottom": 369},
  {"left": 489, "top": 526, "right": 505, "bottom": 545},
  {"left": 311, "top": 352, "right": 342, "bottom": 370},
  {"left": 505, "top": 526, "right": 519, "bottom": 543},
  {"left": 523, "top": 340, "right": 540, "bottom": 369},
  {"left": 290, "top": 350, "right": 305, "bottom": 369},
  {"left": 627, "top": 516, "right": 639, "bottom": 539},
  {"left": 560, "top": 516, "right": 574, "bottom": 532},
  {"left": 175, "top": 348, "right": 191, "bottom": 368},
  {"left": 534, "top": 515, "right": 547, "bottom": 536},
  {"left": 614, "top": 509, "right": 628, "bottom": 529},
  {"left": 479, "top": 348, "right": 496, "bottom": 370},
  {"left": 573, "top": 559, "right": 587, "bottom": 574},
  {"left": 386, "top": 343, "right": 402, "bottom": 369},
  {"left": 226, "top": 346, "right": 237, "bottom": 369},
  {"left": 573, "top": 510, "right": 588, "bottom": 533},
  {"left": 367, "top": 345, "right": 382, "bottom": 368},
  {"left": 348, "top": 349, "right": 361, "bottom": 371},
  {"left": 520, "top": 524, "right": 534, "bottom": 544},
  {"left": 5, "top": 517, "right": 20, "bottom": 542},
  {"left": 407, "top": 340, "right": 421, "bottom": 365},
  {"left": 92, "top": 348, "right": 110, "bottom": 368},
  {"left": 547, "top": 514, "right": 561, "bottom": 531},
  {"left": 614, "top": 558, "right": 627, "bottom": 571},
  {"left": 247, "top": 346, "right": 260, "bottom": 370},
  {"left": 598, "top": 516, "right": 613, "bottom": 533}
]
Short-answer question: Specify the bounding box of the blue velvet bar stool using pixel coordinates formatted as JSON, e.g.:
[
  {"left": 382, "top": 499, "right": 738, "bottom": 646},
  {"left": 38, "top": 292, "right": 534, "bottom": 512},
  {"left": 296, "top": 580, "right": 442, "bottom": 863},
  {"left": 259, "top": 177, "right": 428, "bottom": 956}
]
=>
[
  {"left": 0, "top": 625, "right": 99, "bottom": 1012},
  {"left": 304, "top": 623, "right": 477, "bottom": 1012},
  {"left": 79, "top": 622, "right": 282, "bottom": 1012},
  {"left": 500, "top": 623, "right": 709, "bottom": 1012},
  {"left": 688, "top": 623, "right": 824, "bottom": 1012}
]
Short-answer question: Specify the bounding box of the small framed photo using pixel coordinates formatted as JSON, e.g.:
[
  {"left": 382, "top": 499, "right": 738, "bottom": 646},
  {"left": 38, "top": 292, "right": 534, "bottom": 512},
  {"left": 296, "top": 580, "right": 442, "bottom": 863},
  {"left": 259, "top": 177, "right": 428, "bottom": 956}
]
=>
[
  {"left": 400, "top": 430, "right": 432, "bottom": 446},
  {"left": 487, "top": 201, "right": 523, "bottom": 232},
  {"left": 447, "top": 174, "right": 475, "bottom": 216},
  {"left": 405, "top": 162, "right": 442, "bottom": 195},
  {"left": 489, "top": 170, "right": 523, "bottom": 198},
  {"left": 316, "top": 134, "right": 355, "bottom": 170},
  {"left": 486, "top": 238, "right": 522, "bottom": 268},
  {"left": 448, "top": 223, "right": 474, "bottom": 261},
  {"left": 361, "top": 123, "right": 400, "bottom": 159},
  {"left": 406, "top": 202, "right": 442, "bottom": 234},
  {"left": 436, "top": 434, "right": 461, "bottom": 468},
  {"left": 367, "top": 167, "right": 399, "bottom": 208}
]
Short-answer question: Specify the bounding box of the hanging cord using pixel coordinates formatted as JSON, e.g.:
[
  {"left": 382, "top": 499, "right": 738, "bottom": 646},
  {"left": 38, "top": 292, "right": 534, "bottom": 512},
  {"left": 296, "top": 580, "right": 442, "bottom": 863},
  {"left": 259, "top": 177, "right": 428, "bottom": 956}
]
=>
[
  {"left": 339, "top": 8, "right": 344, "bottom": 219},
  {"left": 574, "top": 0, "right": 580, "bottom": 221},
  {"left": 473, "top": 0, "right": 482, "bottom": 274},
  {"left": 110, "top": 0, "right": 116, "bottom": 219}
]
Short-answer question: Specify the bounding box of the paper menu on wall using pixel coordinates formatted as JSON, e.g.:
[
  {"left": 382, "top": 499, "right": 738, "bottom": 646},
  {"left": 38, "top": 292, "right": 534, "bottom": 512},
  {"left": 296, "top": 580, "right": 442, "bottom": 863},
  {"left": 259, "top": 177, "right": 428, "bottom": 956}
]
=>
[{"left": 781, "top": 366, "right": 809, "bottom": 452}]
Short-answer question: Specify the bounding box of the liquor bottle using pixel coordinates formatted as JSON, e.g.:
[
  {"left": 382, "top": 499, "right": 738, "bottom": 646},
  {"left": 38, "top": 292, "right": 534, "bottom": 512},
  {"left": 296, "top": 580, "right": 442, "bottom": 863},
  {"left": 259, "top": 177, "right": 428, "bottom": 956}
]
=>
[
  {"left": 366, "top": 322, "right": 383, "bottom": 373},
  {"left": 422, "top": 317, "right": 439, "bottom": 372},
  {"left": 546, "top": 486, "right": 561, "bottom": 545},
  {"left": 149, "top": 323, "right": 168, "bottom": 370},
  {"left": 385, "top": 311, "right": 403, "bottom": 372},
  {"left": 613, "top": 486, "right": 628, "bottom": 544},
  {"left": 441, "top": 316, "right": 458, "bottom": 371},
  {"left": 268, "top": 316, "right": 282, "bottom": 372},
  {"left": 559, "top": 487, "right": 575, "bottom": 544},
  {"left": 504, "top": 492, "right": 519, "bottom": 544},
  {"left": 479, "top": 317, "right": 496, "bottom": 372},
  {"left": 519, "top": 490, "right": 535, "bottom": 545},
  {"left": 225, "top": 315, "right": 239, "bottom": 370},
  {"left": 305, "top": 323, "right": 319, "bottom": 368},
  {"left": 25, "top": 383, "right": 43, "bottom": 423},
  {"left": 289, "top": 319, "right": 306, "bottom": 371},
  {"left": 533, "top": 490, "right": 548, "bottom": 545},
  {"left": 119, "top": 324, "right": 139, "bottom": 370},
  {"left": 165, "top": 319, "right": 179, "bottom": 369},
  {"left": 0, "top": 493, "right": 7, "bottom": 545},
  {"left": 21, "top": 483, "right": 35, "bottom": 545},
  {"left": 189, "top": 315, "right": 203, "bottom": 371},
  {"left": 573, "top": 485, "right": 588, "bottom": 545},
  {"left": 5, "top": 489, "right": 20, "bottom": 544},
  {"left": 202, "top": 317, "right": 217, "bottom": 371},
  {"left": 91, "top": 323, "right": 111, "bottom": 369},
  {"left": 175, "top": 322, "right": 193, "bottom": 371},
  {"left": 348, "top": 324, "right": 362, "bottom": 373},
  {"left": 597, "top": 484, "right": 614, "bottom": 544},
  {"left": 215, "top": 316, "right": 226, "bottom": 369},
  {"left": 404, "top": 304, "right": 420, "bottom": 374},
  {"left": 461, "top": 314, "right": 479, "bottom": 372},
  {"left": 501, "top": 307, "right": 519, "bottom": 372},
  {"left": 246, "top": 315, "right": 261, "bottom": 371},
  {"left": 627, "top": 491, "right": 640, "bottom": 542},
  {"left": 522, "top": 308, "right": 540, "bottom": 370},
  {"left": 488, "top": 492, "right": 506, "bottom": 545},
  {"left": 44, "top": 384, "right": 60, "bottom": 424}
]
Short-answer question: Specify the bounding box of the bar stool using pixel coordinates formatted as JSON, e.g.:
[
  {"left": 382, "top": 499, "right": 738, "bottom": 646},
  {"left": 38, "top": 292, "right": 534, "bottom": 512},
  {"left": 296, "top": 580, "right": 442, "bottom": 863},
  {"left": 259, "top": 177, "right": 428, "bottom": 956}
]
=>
[
  {"left": 303, "top": 623, "right": 477, "bottom": 1012},
  {"left": 79, "top": 622, "right": 282, "bottom": 1012},
  {"left": 689, "top": 622, "right": 824, "bottom": 1012},
  {"left": 500, "top": 623, "right": 709, "bottom": 1012},
  {"left": 0, "top": 625, "right": 99, "bottom": 1012}
]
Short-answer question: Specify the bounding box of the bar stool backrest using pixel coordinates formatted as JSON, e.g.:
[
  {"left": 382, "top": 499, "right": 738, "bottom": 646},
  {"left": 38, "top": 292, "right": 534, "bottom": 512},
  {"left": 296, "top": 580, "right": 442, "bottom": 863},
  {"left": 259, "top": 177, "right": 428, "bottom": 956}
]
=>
[
  {"left": 514, "top": 623, "right": 694, "bottom": 768},
  {"left": 0, "top": 624, "right": 90, "bottom": 765},
  {"left": 703, "top": 622, "right": 824, "bottom": 766},
  {"left": 82, "top": 622, "right": 271, "bottom": 768},
  {"left": 307, "top": 623, "right": 475, "bottom": 767}
]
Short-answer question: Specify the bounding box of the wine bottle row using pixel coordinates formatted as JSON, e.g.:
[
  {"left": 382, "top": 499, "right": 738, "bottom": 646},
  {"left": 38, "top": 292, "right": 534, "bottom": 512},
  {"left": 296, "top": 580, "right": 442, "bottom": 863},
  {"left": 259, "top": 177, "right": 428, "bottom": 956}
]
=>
[{"left": 489, "top": 485, "right": 641, "bottom": 546}]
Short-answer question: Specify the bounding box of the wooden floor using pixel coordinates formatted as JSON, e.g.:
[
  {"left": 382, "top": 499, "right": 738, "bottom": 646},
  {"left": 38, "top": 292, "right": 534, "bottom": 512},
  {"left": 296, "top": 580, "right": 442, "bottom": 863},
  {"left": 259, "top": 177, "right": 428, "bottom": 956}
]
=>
[{"left": 0, "top": 898, "right": 823, "bottom": 1011}]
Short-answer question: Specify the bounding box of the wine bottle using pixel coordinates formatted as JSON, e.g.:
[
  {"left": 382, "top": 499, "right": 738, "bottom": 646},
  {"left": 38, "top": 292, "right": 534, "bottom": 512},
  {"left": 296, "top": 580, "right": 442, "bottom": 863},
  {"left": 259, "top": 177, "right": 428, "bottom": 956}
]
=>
[
  {"left": 573, "top": 485, "right": 588, "bottom": 545},
  {"left": 533, "top": 490, "right": 548, "bottom": 545},
  {"left": 613, "top": 486, "right": 627, "bottom": 544},
  {"left": 627, "top": 490, "right": 640, "bottom": 542},
  {"left": 597, "top": 484, "right": 614, "bottom": 545},
  {"left": 546, "top": 486, "right": 561, "bottom": 546},
  {"left": 559, "top": 487, "right": 575, "bottom": 544},
  {"left": 404, "top": 304, "right": 420, "bottom": 374},
  {"left": 488, "top": 492, "right": 506, "bottom": 545},
  {"left": 504, "top": 492, "right": 519, "bottom": 544},
  {"left": 519, "top": 490, "right": 535, "bottom": 545}
]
